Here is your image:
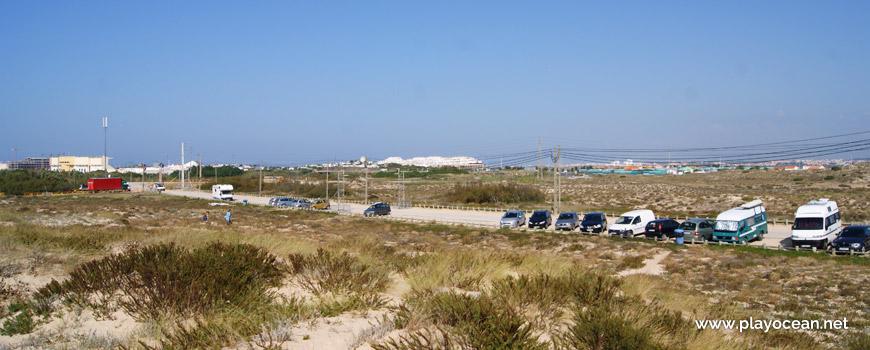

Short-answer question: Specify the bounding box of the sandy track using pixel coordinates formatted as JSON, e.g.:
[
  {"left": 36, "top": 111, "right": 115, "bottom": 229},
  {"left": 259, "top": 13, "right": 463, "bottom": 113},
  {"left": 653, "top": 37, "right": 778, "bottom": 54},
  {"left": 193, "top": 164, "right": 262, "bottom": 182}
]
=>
[{"left": 161, "top": 189, "right": 793, "bottom": 247}]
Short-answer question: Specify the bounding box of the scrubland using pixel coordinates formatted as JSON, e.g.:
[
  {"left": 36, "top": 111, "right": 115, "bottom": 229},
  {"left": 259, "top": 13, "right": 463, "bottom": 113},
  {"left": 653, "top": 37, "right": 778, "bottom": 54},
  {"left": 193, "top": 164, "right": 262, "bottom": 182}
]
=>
[
  {"left": 0, "top": 194, "right": 868, "bottom": 349},
  {"left": 358, "top": 163, "right": 870, "bottom": 222}
]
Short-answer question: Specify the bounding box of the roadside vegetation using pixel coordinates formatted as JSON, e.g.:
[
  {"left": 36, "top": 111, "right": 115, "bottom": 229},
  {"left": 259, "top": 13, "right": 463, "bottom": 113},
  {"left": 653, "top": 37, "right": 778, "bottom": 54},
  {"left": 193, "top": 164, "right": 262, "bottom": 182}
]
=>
[{"left": 1, "top": 194, "right": 868, "bottom": 349}]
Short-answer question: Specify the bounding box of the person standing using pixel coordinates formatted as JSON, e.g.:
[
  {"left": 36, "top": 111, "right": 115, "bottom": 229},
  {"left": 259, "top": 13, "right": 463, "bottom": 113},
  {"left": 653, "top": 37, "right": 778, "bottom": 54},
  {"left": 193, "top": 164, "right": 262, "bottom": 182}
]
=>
[
  {"left": 203, "top": 211, "right": 209, "bottom": 224},
  {"left": 225, "top": 209, "right": 232, "bottom": 225}
]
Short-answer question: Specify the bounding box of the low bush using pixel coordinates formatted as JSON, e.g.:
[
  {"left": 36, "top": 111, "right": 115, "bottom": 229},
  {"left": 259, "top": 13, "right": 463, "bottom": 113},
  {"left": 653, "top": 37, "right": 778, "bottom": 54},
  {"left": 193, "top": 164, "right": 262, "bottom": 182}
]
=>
[
  {"left": 446, "top": 183, "right": 545, "bottom": 204},
  {"left": 287, "top": 248, "right": 389, "bottom": 295},
  {"left": 37, "top": 242, "right": 283, "bottom": 320}
]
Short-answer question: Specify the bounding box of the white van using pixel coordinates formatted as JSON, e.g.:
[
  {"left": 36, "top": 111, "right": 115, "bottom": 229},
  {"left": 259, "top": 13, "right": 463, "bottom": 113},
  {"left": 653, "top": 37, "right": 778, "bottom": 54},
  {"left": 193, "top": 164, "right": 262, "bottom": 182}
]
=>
[
  {"left": 212, "top": 184, "right": 234, "bottom": 200},
  {"left": 608, "top": 209, "right": 655, "bottom": 237},
  {"left": 791, "top": 199, "right": 840, "bottom": 249}
]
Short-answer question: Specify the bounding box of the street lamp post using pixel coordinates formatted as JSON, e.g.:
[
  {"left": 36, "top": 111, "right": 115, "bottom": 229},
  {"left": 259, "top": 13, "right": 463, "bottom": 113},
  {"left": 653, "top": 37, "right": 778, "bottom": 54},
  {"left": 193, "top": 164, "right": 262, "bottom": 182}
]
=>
[{"left": 102, "top": 116, "right": 108, "bottom": 177}]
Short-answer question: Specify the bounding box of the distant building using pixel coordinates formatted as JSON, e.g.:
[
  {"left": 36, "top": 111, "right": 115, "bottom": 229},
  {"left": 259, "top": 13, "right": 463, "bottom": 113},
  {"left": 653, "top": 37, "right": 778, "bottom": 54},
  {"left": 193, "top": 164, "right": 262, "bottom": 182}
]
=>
[
  {"left": 9, "top": 157, "right": 51, "bottom": 170},
  {"left": 0, "top": 162, "right": 8, "bottom": 170},
  {"left": 50, "top": 156, "right": 114, "bottom": 172},
  {"left": 378, "top": 156, "right": 484, "bottom": 169}
]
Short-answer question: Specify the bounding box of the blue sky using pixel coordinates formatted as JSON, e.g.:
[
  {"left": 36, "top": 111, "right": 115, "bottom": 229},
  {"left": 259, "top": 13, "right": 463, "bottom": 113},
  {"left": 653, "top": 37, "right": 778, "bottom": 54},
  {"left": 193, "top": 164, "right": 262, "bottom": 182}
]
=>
[{"left": 1, "top": 1, "right": 869, "bottom": 166}]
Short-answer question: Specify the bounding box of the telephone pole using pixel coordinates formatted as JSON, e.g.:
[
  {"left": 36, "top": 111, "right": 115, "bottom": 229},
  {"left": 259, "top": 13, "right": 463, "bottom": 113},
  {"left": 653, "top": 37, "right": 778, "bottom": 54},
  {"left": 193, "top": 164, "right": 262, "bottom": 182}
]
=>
[
  {"left": 552, "top": 145, "right": 561, "bottom": 214},
  {"left": 199, "top": 154, "right": 203, "bottom": 180},
  {"left": 361, "top": 156, "right": 368, "bottom": 204},
  {"left": 258, "top": 160, "right": 263, "bottom": 196},
  {"left": 325, "top": 159, "right": 330, "bottom": 200},
  {"left": 537, "top": 136, "right": 542, "bottom": 180},
  {"left": 180, "top": 142, "right": 185, "bottom": 190}
]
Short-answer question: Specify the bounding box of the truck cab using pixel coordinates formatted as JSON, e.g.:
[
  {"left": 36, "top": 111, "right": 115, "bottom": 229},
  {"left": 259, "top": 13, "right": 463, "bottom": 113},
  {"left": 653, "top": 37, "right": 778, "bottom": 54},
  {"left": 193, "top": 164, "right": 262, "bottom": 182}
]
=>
[{"left": 212, "top": 184, "right": 234, "bottom": 200}]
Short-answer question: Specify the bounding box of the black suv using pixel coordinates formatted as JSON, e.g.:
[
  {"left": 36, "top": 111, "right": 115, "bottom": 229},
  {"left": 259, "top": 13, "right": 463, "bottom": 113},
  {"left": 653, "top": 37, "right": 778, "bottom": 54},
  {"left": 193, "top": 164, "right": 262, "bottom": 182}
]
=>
[
  {"left": 528, "top": 210, "right": 552, "bottom": 229},
  {"left": 644, "top": 219, "right": 680, "bottom": 238},
  {"left": 580, "top": 212, "right": 608, "bottom": 233},
  {"left": 364, "top": 202, "right": 391, "bottom": 217}
]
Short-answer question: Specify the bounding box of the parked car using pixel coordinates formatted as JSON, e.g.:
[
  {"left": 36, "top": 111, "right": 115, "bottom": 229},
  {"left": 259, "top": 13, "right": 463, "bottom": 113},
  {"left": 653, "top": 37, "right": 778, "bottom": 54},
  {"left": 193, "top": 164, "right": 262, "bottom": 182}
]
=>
[
  {"left": 644, "top": 219, "right": 680, "bottom": 238},
  {"left": 292, "top": 198, "right": 312, "bottom": 209},
  {"left": 555, "top": 212, "right": 580, "bottom": 231},
  {"left": 268, "top": 197, "right": 279, "bottom": 206},
  {"left": 274, "top": 198, "right": 296, "bottom": 207},
  {"left": 312, "top": 199, "right": 330, "bottom": 210},
  {"left": 528, "top": 210, "right": 552, "bottom": 229},
  {"left": 579, "top": 212, "right": 608, "bottom": 233},
  {"left": 609, "top": 210, "right": 656, "bottom": 237},
  {"left": 151, "top": 183, "right": 165, "bottom": 192},
  {"left": 679, "top": 218, "right": 716, "bottom": 241},
  {"left": 500, "top": 210, "right": 527, "bottom": 228},
  {"left": 364, "top": 202, "right": 391, "bottom": 217},
  {"left": 831, "top": 225, "right": 870, "bottom": 253}
]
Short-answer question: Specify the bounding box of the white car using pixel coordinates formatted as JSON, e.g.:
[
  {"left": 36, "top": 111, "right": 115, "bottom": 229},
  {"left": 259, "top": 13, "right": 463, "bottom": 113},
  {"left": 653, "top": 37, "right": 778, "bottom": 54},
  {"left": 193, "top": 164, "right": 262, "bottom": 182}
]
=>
[
  {"left": 151, "top": 183, "right": 165, "bottom": 192},
  {"left": 608, "top": 209, "right": 655, "bottom": 237}
]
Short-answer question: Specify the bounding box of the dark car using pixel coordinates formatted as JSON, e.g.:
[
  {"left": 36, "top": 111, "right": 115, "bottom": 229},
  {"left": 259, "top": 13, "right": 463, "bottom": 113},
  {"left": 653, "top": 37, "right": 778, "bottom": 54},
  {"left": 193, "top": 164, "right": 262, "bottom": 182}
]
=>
[
  {"left": 528, "top": 210, "right": 552, "bottom": 229},
  {"left": 831, "top": 225, "right": 870, "bottom": 253},
  {"left": 644, "top": 219, "right": 680, "bottom": 238},
  {"left": 364, "top": 202, "right": 391, "bottom": 217},
  {"left": 679, "top": 218, "right": 716, "bottom": 241},
  {"left": 579, "top": 212, "right": 608, "bottom": 234}
]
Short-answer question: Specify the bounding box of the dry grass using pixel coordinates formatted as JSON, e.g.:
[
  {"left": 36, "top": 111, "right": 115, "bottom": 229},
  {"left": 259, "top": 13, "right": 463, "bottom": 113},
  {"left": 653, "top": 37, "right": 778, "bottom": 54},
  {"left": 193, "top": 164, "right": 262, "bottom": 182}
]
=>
[{"left": 0, "top": 193, "right": 867, "bottom": 349}]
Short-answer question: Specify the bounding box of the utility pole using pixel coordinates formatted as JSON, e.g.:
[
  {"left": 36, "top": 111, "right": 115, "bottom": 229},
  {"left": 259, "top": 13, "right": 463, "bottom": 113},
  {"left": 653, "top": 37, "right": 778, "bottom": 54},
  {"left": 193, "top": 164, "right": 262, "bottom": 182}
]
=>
[
  {"left": 338, "top": 170, "right": 345, "bottom": 205},
  {"left": 538, "top": 136, "right": 542, "bottom": 180},
  {"left": 258, "top": 160, "right": 263, "bottom": 196},
  {"left": 199, "top": 154, "right": 202, "bottom": 180},
  {"left": 552, "top": 145, "right": 561, "bottom": 214},
  {"left": 181, "top": 142, "right": 185, "bottom": 190},
  {"left": 361, "top": 156, "right": 368, "bottom": 205},
  {"left": 325, "top": 159, "right": 330, "bottom": 200},
  {"left": 102, "top": 116, "right": 108, "bottom": 177}
]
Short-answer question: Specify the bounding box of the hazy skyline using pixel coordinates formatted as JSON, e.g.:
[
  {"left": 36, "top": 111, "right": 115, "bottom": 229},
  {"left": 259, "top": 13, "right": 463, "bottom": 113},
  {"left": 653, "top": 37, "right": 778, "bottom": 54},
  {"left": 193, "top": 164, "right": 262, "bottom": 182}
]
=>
[{"left": 2, "top": 1, "right": 869, "bottom": 166}]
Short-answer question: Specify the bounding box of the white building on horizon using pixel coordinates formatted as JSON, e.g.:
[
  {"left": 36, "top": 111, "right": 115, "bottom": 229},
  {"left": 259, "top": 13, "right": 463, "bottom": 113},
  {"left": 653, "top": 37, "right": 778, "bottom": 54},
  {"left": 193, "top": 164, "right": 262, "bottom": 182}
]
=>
[{"left": 378, "top": 156, "right": 484, "bottom": 169}]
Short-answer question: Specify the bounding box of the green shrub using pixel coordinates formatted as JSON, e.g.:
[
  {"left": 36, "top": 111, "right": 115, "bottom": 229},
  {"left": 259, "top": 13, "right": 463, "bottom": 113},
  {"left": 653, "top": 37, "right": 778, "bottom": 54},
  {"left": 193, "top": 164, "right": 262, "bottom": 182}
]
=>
[
  {"left": 555, "top": 304, "right": 658, "bottom": 350},
  {"left": 832, "top": 166, "right": 842, "bottom": 171},
  {"left": 38, "top": 242, "right": 283, "bottom": 320},
  {"left": 824, "top": 175, "right": 835, "bottom": 180},
  {"left": 287, "top": 248, "right": 389, "bottom": 295},
  {"left": 793, "top": 177, "right": 803, "bottom": 182},
  {"left": 446, "top": 183, "right": 545, "bottom": 204},
  {"left": 380, "top": 291, "right": 547, "bottom": 350}
]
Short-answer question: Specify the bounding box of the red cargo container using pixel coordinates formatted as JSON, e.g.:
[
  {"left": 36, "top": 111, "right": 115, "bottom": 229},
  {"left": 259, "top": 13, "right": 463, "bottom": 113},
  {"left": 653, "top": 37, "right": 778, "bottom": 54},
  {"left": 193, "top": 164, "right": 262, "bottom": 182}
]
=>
[{"left": 88, "top": 178, "right": 123, "bottom": 191}]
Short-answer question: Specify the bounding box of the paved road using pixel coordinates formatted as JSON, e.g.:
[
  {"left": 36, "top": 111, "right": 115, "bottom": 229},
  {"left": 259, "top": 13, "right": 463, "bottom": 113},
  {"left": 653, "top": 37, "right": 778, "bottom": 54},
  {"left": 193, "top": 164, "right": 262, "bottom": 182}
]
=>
[{"left": 158, "top": 188, "right": 793, "bottom": 248}]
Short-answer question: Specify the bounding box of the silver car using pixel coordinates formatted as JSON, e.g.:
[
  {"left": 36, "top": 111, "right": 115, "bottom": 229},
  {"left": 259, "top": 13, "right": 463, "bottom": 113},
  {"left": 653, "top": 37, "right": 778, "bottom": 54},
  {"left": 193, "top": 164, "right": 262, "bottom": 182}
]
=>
[
  {"left": 500, "top": 210, "right": 527, "bottom": 228},
  {"left": 275, "top": 198, "right": 296, "bottom": 207},
  {"left": 555, "top": 212, "right": 580, "bottom": 231},
  {"left": 292, "top": 198, "right": 312, "bottom": 209}
]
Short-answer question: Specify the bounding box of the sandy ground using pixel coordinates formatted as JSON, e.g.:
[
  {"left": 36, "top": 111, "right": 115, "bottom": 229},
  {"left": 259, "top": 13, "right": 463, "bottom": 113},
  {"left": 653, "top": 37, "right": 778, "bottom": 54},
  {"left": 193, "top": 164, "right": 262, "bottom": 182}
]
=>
[
  {"left": 162, "top": 189, "right": 793, "bottom": 247},
  {"left": 617, "top": 251, "right": 670, "bottom": 277}
]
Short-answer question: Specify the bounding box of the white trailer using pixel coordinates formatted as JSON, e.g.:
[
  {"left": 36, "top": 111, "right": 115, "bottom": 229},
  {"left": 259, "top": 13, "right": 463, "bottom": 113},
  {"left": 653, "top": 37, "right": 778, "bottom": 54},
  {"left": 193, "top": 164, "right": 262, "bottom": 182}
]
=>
[
  {"left": 791, "top": 199, "right": 840, "bottom": 249},
  {"left": 212, "top": 184, "right": 234, "bottom": 201}
]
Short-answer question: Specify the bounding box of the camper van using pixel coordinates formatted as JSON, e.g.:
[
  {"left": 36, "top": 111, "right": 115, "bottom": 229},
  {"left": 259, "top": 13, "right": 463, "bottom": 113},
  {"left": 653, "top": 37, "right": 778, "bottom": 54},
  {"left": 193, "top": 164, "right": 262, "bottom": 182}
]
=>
[
  {"left": 608, "top": 209, "right": 655, "bottom": 237},
  {"left": 212, "top": 184, "right": 234, "bottom": 201},
  {"left": 712, "top": 200, "right": 767, "bottom": 244},
  {"left": 791, "top": 199, "right": 841, "bottom": 249}
]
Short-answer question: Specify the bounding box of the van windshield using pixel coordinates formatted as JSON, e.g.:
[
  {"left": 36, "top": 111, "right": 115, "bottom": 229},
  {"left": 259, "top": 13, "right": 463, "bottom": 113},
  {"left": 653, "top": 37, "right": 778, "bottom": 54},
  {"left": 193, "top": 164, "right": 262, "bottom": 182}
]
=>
[
  {"left": 715, "top": 220, "right": 738, "bottom": 232},
  {"left": 793, "top": 218, "right": 823, "bottom": 230},
  {"left": 615, "top": 216, "right": 634, "bottom": 224}
]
